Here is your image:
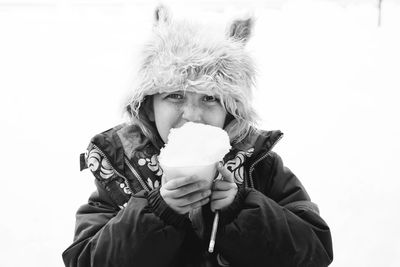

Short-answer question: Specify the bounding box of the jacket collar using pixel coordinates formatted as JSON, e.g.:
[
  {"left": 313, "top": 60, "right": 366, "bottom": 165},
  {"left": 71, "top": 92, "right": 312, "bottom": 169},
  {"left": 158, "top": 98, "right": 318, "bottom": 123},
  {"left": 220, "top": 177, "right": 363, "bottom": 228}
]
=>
[
  {"left": 84, "top": 123, "right": 283, "bottom": 174},
  {"left": 233, "top": 128, "right": 283, "bottom": 157},
  {"left": 85, "top": 123, "right": 147, "bottom": 175}
]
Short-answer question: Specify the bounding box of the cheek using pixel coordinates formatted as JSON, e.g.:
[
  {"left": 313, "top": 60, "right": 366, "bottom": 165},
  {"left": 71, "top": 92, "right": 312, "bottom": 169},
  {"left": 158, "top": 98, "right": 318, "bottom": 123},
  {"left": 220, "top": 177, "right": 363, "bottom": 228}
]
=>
[
  {"left": 153, "top": 102, "right": 180, "bottom": 142},
  {"left": 204, "top": 106, "right": 227, "bottom": 128}
]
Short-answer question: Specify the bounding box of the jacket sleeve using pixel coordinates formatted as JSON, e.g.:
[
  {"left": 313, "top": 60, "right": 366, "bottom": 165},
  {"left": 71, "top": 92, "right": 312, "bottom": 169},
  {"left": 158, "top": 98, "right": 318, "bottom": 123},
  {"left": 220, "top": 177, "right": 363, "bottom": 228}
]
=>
[
  {"left": 62, "top": 179, "right": 190, "bottom": 267},
  {"left": 204, "top": 152, "right": 333, "bottom": 267}
]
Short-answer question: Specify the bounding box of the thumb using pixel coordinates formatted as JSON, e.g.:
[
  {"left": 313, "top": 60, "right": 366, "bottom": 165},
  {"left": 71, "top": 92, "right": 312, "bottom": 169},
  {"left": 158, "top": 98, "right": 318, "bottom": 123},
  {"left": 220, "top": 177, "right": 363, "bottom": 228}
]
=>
[{"left": 216, "top": 161, "right": 234, "bottom": 183}]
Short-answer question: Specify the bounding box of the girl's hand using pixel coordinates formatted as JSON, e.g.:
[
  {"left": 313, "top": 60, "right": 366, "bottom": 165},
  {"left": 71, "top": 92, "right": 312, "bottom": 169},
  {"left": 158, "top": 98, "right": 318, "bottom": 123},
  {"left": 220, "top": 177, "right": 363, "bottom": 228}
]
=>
[
  {"left": 210, "top": 162, "right": 238, "bottom": 212},
  {"left": 160, "top": 175, "right": 211, "bottom": 215}
]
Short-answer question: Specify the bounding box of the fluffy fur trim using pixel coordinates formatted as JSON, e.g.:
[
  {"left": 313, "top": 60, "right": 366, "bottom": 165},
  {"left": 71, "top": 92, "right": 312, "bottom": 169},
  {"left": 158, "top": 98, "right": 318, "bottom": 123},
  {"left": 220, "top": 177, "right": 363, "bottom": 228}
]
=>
[{"left": 127, "top": 6, "right": 258, "bottom": 143}]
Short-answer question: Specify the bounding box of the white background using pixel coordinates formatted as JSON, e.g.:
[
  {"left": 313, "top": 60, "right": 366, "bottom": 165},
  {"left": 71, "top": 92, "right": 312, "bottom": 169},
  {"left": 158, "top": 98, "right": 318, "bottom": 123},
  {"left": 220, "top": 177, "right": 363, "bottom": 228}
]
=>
[{"left": 1, "top": 0, "right": 399, "bottom": 266}]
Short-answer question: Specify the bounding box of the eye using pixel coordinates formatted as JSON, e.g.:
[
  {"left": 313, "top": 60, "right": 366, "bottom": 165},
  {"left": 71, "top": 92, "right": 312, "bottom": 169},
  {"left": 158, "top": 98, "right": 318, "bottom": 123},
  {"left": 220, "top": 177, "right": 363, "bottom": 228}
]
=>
[
  {"left": 165, "top": 93, "right": 184, "bottom": 100},
  {"left": 203, "top": 95, "right": 219, "bottom": 103}
]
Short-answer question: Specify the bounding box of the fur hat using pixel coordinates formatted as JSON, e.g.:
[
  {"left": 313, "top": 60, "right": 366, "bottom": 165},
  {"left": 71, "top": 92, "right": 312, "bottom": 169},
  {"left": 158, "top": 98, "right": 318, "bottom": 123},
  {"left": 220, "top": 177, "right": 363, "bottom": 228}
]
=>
[{"left": 127, "top": 5, "right": 258, "bottom": 145}]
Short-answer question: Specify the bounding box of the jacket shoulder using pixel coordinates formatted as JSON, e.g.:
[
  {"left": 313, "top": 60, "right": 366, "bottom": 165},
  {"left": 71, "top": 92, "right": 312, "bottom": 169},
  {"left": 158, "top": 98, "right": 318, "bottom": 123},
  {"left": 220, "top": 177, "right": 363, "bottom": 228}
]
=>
[
  {"left": 81, "top": 123, "right": 150, "bottom": 170},
  {"left": 80, "top": 123, "right": 153, "bottom": 209},
  {"left": 234, "top": 128, "right": 283, "bottom": 156},
  {"left": 222, "top": 129, "right": 283, "bottom": 187}
]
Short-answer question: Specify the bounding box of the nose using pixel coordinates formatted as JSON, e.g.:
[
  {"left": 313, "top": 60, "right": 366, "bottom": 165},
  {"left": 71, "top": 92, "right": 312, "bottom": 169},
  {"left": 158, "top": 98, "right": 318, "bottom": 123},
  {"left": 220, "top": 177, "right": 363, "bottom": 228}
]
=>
[{"left": 181, "top": 102, "right": 203, "bottom": 123}]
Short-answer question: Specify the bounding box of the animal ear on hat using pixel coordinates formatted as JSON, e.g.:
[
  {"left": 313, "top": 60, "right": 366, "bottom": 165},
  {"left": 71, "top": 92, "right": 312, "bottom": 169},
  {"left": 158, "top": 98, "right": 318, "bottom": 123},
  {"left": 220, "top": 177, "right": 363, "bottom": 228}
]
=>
[
  {"left": 227, "top": 18, "right": 253, "bottom": 44},
  {"left": 154, "top": 5, "right": 171, "bottom": 25}
]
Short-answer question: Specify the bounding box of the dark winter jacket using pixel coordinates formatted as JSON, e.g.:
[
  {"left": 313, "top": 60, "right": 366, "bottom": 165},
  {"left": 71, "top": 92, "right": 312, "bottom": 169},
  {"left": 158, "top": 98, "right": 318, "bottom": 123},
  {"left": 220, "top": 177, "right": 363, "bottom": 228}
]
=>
[{"left": 62, "top": 123, "right": 333, "bottom": 267}]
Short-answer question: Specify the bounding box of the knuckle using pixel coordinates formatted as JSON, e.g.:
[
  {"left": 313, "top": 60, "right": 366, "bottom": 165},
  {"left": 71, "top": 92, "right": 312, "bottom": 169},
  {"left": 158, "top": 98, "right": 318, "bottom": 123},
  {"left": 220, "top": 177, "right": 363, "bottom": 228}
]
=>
[
  {"left": 202, "top": 179, "right": 210, "bottom": 186},
  {"left": 168, "top": 181, "right": 176, "bottom": 189},
  {"left": 180, "top": 187, "right": 189, "bottom": 195},
  {"left": 195, "top": 181, "right": 202, "bottom": 189},
  {"left": 178, "top": 208, "right": 187, "bottom": 215},
  {"left": 186, "top": 193, "right": 197, "bottom": 204},
  {"left": 202, "top": 190, "right": 211, "bottom": 198},
  {"left": 198, "top": 197, "right": 209, "bottom": 207},
  {"left": 161, "top": 191, "right": 170, "bottom": 199},
  {"left": 201, "top": 199, "right": 209, "bottom": 206},
  {"left": 190, "top": 202, "right": 198, "bottom": 210},
  {"left": 160, "top": 188, "right": 166, "bottom": 196},
  {"left": 189, "top": 175, "right": 197, "bottom": 183},
  {"left": 212, "top": 183, "right": 217, "bottom": 190}
]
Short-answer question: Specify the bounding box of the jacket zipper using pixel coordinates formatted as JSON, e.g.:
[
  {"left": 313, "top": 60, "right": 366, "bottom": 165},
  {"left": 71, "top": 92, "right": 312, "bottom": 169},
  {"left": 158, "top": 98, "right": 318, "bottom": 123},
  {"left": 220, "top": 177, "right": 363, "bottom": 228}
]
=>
[
  {"left": 248, "top": 134, "right": 283, "bottom": 188},
  {"left": 92, "top": 144, "right": 133, "bottom": 193},
  {"left": 124, "top": 158, "right": 151, "bottom": 192}
]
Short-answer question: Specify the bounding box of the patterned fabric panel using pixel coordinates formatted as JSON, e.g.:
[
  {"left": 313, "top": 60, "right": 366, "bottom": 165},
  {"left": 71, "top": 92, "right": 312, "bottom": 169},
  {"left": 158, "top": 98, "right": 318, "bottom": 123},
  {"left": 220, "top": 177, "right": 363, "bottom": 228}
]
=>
[
  {"left": 85, "top": 144, "right": 132, "bottom": 209},
  {"left": 223, "top": 148, "right": 254, "bottom": 186},
  {"left": 133, "top": 143, "right": 163, "bottom": 190}
]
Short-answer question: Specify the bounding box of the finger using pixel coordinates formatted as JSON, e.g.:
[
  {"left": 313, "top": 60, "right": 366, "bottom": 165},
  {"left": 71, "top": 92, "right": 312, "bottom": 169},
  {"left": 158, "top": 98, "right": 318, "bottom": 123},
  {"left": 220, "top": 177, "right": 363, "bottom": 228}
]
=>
[
  {"left": 180, "top": 196, "right": 210, "bottom": 212},
  {"left": 213, "top": 180, "right": 237, "bottom": 191},
  {"left": 172, "top": 206, "right": 187, "bottom": 215},
  {"left": 177, "top": 190, "right": 211, "bottom": 207},
  {"left": 169, "top": 181, "right": 210, "bottom": 198},
  {"left": 216, "top": 162, "right": 235, "bottom": 183},
  {"left": 164, "top": 189, "right": 209, "bottom": 208},
  {"left": 163, "top": 175, "right": 199, "bottom": 190},
  {"left": 211, "top": 198, "right": 232, "bottom": 212},
  {"left": 210, "top": 190, "right": 227, "bottom": 201}
]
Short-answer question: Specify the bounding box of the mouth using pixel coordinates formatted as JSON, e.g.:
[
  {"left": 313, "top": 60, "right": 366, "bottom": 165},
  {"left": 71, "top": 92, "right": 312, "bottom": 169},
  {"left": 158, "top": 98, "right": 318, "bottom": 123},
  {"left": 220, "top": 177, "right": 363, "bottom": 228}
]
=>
[{"left": 172, "top": 121, "right": 189, "bottom": 129}]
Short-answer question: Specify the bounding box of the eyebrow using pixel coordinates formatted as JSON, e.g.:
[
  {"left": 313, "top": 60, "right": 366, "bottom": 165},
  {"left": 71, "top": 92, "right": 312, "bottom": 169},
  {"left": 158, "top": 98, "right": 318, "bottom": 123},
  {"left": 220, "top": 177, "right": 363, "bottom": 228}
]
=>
[{"left": 162, "top": 90, "right": 184, "bottom": 94}]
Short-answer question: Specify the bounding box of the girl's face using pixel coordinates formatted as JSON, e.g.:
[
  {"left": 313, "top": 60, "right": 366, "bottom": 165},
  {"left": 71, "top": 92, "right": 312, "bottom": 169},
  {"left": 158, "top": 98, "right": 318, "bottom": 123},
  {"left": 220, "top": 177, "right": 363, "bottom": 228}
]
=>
[{"left": 150, "top": 91, "right": 227, "bottom": 143}]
